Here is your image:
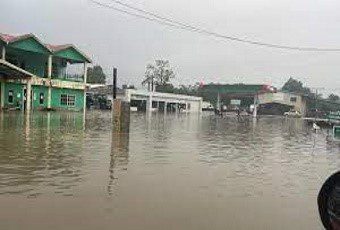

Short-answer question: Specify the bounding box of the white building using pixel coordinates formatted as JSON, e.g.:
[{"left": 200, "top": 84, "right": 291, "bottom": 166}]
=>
[{"left": 112, "top": 89, "right": 203, "bottom": 113}]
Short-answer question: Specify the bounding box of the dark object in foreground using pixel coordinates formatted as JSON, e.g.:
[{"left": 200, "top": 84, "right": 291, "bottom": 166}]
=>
[{"left": 318, "top": 171, "right": 340, "bottom": 230}]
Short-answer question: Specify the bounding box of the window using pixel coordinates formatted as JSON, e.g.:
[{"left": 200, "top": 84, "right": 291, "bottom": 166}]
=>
[
  {"left": 39, "top": 93, "right": 44, "bottom": 105},
  {"left": 8, "top": 90, "right": 13, "bottom": 104},
  {"left": 290, "top": 97, "right": 297, "bottom": 102},
  {"left": 67, "top": 95, "right": 75, "bottom": 106},
  {"left": 60, "top": 94, "right": 76, "bottom": 106}
]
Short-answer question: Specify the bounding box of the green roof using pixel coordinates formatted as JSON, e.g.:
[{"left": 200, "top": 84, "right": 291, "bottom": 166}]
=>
[{"left": 0, "top": 32, "right": 91, "bottom": 63}]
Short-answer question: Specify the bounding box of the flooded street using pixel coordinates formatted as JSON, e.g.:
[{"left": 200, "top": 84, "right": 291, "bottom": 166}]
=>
[{"left": 0, "top": 111, "right": 339, "bottom": 229}]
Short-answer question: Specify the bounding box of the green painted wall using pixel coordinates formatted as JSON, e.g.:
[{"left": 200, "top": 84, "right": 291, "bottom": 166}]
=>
[
  {"left": 32, "top": 85, "right": 49, "bottom": 109},
  {"left": 51, "top": 88, "right": 84, "bottom": 111},
  {"left": 4, "top": 82, "right": 24, "bottom": 109},
  {"left": 3, "top": 82, "right": 84, "bottom": 111},
  {"left": 9, "top": 37, "right": 50, "bottom": 55}
]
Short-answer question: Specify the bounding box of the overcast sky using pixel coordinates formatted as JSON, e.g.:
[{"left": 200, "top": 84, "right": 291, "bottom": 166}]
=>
[{"left": 1, "top": 0, "right": 340, "bottom": 95}]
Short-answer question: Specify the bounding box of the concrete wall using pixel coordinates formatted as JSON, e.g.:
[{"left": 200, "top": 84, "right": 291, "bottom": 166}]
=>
[
  {"left": 2, "top": 82, "right": 84, "bottom": 111},
  {"left": 3, "top": 82, "right": 24, "bottom": 109},
  {"left": 51, "top": 88, "right": 84, "bottom": 111},
  {"left": 187, "top": 100, "right": 201, "bottom": 112},
  {"left": 124, "top": 89, "right": 203, "bottom": 113}
]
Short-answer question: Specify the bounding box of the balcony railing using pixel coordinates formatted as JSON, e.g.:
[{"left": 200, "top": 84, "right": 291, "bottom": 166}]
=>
[{"left": 52, "top": 74, "right": 84, "bottom": 82}]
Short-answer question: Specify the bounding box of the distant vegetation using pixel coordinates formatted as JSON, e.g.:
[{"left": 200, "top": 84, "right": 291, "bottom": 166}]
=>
[
  {"left": 87, "top": 65, "right": 106, "bottom": 84},
  {"left": 281, "top": 77, "right": 340, "bottom": 112},
  {"left": 140, "top": 62, "right": 340, "bottom": 112},
  {"left": 142, "top": 60, "right": 175, "bottom": 91}
]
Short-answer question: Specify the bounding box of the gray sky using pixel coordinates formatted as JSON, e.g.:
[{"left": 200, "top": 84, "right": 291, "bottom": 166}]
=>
[{"left": 1, "top": 0, "right": 340, "bottom": 95}]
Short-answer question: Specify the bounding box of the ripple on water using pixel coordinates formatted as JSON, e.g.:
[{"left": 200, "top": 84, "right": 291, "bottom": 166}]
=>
[{"left": 0, "top": 112, "right": 339, "bottom": 200}]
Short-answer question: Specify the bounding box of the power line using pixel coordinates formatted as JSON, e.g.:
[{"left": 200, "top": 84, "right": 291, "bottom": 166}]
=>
[{"left": 89, "top": 0, "right": 340, "bottom": 52}]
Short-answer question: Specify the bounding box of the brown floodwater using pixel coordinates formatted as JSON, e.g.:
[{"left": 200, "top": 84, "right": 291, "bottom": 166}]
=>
[{"left": 0, "top": 111, "right": 339, "bottom": 229}]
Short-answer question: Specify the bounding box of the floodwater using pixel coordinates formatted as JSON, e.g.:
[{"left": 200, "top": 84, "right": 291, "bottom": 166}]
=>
[{"left": 0, "top": 111, "right": 339, "bottom": 230}]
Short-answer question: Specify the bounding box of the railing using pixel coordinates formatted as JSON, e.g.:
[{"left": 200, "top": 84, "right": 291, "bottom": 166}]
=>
[{"left": 52, "top": 74, "right": 84, "bottom": 82}]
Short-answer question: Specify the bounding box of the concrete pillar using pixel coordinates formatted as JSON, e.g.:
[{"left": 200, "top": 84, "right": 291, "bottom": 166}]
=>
[
  {"left": 175, "top": 103, "right": 179, "bottom": 113},
  {"left": 156, "top": 101, "right": 160, "bottom": 111},
  {"left": 199, "top": 99, "right": 203, "bottom": 113},
  {"left": 164, "top": 101, "right": 167, "bottom": 114},
  {"left": 0, "top": 82, "right": 5, "bottom": 109},
  {"left": 1, "top": 46, "right": 5, "bottom": 60},
  {"left": 26, "top": 80, "right": 32, "bottom": 112},
  {"left": 112, "top": 99, "right": 130, "bottom": 133},
  {"left": 146, "top": 93, "right": 152, "bottom": 113},
  {"left": 253, "top": 95, "right": 257, "bottom": 118},
  {"left": 47, "top": 55, "right": 52, "bottom": 78},
  {"left": 83, "top": 62, "right": 88, "bottom": 111},
  {"left": 83, "top": 62, "right": 88, "bottom": 83},
  {"left": 47, "top": 55, "right": 52, "bottom": 109},
  {"left": 47, "top": 87, "right": 52, "bottom": 109}
]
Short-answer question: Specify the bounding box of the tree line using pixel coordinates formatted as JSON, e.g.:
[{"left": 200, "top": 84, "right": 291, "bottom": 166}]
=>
[{"left": 86, "top": 60, "right": 340, "bottom": 112}]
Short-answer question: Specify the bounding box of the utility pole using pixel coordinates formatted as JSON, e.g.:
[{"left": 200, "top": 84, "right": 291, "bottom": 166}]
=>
[{"left": 113, "top": 67, "right": 117, "bottom": 99}]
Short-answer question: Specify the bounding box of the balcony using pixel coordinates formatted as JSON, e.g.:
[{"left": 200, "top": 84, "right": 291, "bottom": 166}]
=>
[{"left": 52, "top": 73, "right": 84, "bottom": 82}]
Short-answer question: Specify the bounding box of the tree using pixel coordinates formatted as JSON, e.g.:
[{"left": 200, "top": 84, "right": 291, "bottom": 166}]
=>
[
  {"left": 87, "top": 65, "right": 106, "bottom": 84},
  {"left": 328, "top": 93, "right": 340, "bottom": 101},
  {"left": 282, "top": 78, "right": 304, "bottom": 93},
  {"left": 142, "top": 60, "right": 175, "bottom": 91}
]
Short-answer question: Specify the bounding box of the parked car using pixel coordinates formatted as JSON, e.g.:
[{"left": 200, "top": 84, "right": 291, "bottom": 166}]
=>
[{"left": 284, "top": 110, "right": 301, "bottom": 117}]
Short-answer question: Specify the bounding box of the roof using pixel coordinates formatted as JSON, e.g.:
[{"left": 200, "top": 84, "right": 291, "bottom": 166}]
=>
[
  {"left": 0, "top": 32, "right": 91, "bottom": 63},
  {"left": 201, "top": 84, "right": 277, "bottom": 95},
  {"left": 0, "top": 33, "right": 16, "bottom": 43},
  {"left": 46, "top": 43, "right": 92, "bottom": 63}
]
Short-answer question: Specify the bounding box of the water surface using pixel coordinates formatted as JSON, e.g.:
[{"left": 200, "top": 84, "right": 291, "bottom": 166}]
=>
[{"left": 0, "top": 111, "right": 339, "bottom": 229}]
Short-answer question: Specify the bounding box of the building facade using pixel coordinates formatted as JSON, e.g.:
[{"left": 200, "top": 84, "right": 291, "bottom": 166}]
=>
[
  {"left": 258, "top": 91, "right": 307, "bottom": 116},
  {"left": 0, "top": 33, "right": 91, "bottom": 111}
]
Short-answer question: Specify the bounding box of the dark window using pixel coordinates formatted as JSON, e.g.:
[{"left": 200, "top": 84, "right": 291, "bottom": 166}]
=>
[
  {"left": 8, "top": 90, "right": 13, "bottom": 104},
  {"left": 290, "top": 97, "right": 297, "bottom": 102},
  {"left": 39, "top": 93, "right": 44, "bottom": 105},
  {"left": 67, "top": 95, "right": 75, "bottom": 106},
  {"left": 60, "top": 94, "right": 68, "bottom": 105}
]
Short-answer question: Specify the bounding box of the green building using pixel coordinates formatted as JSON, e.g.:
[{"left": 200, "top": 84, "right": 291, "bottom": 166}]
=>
[{"left": 0, "top": 32, "right": 91, "bottom": 111}]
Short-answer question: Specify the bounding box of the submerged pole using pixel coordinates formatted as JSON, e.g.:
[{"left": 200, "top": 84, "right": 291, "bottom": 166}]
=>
[
  {"left": 112, "top": 67, "right": 130, "bottom": 133},
  {"left": 113, "top": 68, "right": 117, "bottom": 99}
]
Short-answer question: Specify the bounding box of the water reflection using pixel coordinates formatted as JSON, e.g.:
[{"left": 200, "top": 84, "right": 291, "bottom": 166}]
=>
[
  {"left": 1, "top": 112, "right": 340, "bottom": 229},
  {"left": 0, "top": 112, "right": 85, "bottom": 196},
  {"left": 108, "top": 132, "right": 129, "bottom": 196}
]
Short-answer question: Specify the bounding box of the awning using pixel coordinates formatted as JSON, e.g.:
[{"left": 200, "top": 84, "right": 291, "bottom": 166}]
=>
[{"left": 0, "top": 59, "right": 35, "bottom": 79}]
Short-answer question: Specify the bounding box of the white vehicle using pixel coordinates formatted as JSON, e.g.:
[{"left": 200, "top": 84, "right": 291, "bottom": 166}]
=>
[{"left": 284, "top": 110, "right": 301, "bottom": 117}]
